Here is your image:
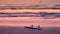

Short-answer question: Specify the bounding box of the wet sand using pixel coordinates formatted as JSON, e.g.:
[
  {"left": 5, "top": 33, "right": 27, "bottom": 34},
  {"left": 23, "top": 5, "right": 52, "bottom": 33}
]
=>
[{"left": 0, "top": 26, "right": 60, "bottom": 34}]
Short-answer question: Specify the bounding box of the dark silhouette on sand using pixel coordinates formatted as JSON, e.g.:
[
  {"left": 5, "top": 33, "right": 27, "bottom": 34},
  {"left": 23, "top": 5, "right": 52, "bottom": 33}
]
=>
[{"left": 24, "top": 25, "right": 42, "bottom": 30}]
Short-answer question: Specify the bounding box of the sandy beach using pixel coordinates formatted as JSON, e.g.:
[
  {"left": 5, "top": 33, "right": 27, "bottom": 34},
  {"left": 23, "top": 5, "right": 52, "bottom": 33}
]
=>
[{"left": 0, "top": 26, "right": 60, "bottom": 34}]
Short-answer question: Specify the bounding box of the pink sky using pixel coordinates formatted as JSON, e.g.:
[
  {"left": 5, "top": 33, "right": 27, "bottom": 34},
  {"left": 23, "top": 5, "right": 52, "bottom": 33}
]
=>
[{"left": 0, "top": 0, "right": 60, "bottom": 5}]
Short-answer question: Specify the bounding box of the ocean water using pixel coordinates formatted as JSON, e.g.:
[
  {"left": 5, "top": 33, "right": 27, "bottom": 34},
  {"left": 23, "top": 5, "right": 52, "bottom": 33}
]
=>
[
  {"left": 0, "top": 17, "right": 60, "bottom": 26},
  {"left": 0, "top": 26, "right": 60, "bottom": 34}
]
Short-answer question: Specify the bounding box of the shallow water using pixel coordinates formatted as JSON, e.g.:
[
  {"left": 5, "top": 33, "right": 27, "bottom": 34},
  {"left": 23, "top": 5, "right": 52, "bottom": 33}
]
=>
[
  {"left": 0, "top": 9, "right": 60, "bottom": 26},
  {"left": 0, "top": 17, "right": 60, "bottom": 26}
]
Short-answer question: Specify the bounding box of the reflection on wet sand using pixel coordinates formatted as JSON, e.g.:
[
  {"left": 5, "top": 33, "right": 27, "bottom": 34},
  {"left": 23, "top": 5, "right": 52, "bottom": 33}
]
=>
[{"left": 0, "top": 17, "right": 60, "bottom": 26}]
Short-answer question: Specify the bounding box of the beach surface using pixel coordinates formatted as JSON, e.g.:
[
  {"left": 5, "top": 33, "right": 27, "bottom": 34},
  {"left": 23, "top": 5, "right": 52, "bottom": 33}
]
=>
[{"left": 0, "top": 26, "right": 60, "bottom": 34}]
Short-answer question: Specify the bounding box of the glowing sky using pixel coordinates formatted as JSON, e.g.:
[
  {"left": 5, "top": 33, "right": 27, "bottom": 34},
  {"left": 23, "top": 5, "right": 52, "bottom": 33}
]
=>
[{"left": 0, "top": 0, "right": 60, "bottom": 5}]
